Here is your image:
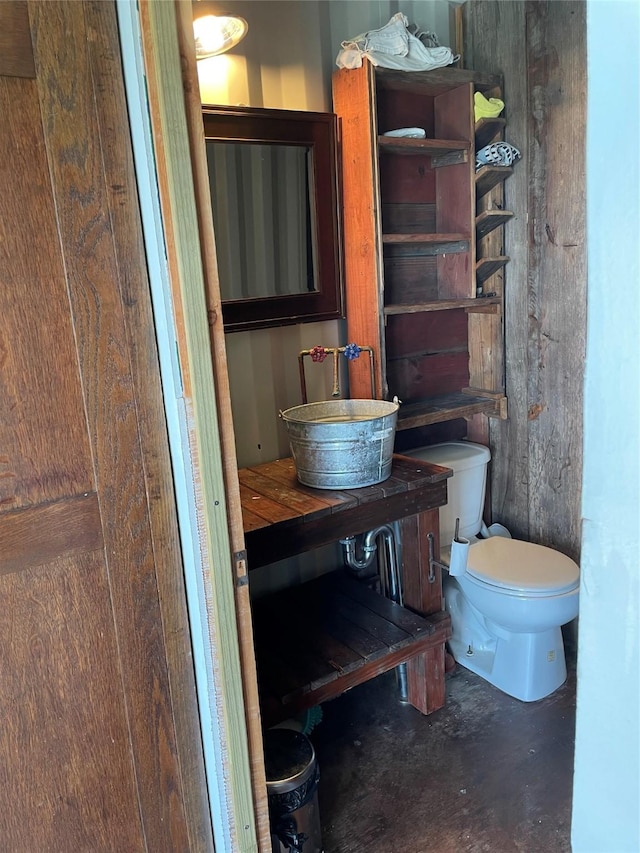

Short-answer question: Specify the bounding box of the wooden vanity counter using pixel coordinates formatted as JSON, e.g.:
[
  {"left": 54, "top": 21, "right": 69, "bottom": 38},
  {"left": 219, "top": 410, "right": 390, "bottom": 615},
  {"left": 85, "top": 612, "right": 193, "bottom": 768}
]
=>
[{"left": 238, "top": 454, "right": 452, "bottom": 725}]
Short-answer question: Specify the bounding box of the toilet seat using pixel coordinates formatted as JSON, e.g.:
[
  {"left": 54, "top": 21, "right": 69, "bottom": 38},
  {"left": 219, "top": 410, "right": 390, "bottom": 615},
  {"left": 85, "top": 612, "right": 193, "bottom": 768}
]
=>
[{"left": 466, "top": 537, "right": 579, "bottom": 595}]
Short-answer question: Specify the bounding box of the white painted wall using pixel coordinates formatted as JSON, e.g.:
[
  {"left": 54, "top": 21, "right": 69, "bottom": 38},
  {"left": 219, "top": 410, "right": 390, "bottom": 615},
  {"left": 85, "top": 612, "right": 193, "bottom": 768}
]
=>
[{"left": 571, "top": 2, "right": 640, "bottom": 850}]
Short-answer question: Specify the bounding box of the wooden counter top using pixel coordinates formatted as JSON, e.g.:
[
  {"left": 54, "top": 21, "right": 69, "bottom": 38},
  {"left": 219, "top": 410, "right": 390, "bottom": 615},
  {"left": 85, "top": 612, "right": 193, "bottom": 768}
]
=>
[
  {"left": 239, "top": 454, "right": 453, "bottom": 721},
  {"left": 238, "top": 454, "right": 451, "bottom": 569}
]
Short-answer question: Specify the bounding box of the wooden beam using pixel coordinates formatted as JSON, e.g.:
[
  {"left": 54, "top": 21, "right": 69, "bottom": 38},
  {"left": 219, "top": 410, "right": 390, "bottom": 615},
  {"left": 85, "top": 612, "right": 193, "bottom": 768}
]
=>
[
  {"left": 173, "top": 2, "right": 270, "bottom": 848},
  {"left": 137, "top": 2, "right": 259, "bottom": 850}
]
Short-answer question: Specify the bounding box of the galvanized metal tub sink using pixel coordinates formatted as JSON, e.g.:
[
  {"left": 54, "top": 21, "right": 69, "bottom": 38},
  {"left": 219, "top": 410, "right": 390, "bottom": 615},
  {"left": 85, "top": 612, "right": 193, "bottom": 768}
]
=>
[{"left": 279, "top": 399, "right": 399, "bottom": 489}]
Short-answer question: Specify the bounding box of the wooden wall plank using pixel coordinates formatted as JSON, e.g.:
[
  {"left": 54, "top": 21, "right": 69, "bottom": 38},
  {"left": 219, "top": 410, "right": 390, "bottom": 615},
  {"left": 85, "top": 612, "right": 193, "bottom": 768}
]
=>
[
  {"left": 380, "top": 155, "right": 436, "bottom": 203},
  {"left": 0, "top": 493, "right": 102, "bottom": 575},
  {"left": 29, "top": 1, "right": 191, "bottom": 847},
  {"left": 435, "top": 83, "right": 476, "bottom": 300},
  {"left": 85, "top": 1, "right": 214, "bottom": 848},
  {"left": 0, "top": 2, "right": 35, "bottom": 78},
  {"left": 524, "top": 0, "right": 586, "bottom": 555},
  {"left": 384, "top": 255, "right": 438, "bottom": 304},
  {"left": 386, "top": 310, "right": 468, "bottom": 358},
  {"left": 463, "top": 1, "right": 586, "bottom": 560},
  {"left": 0, "top": 2, "right": 210, "bottom": 849},
  {"left": 377, "top": 89, "right": 436, "bottom": 137},
  {"left": 387, "top": 352, "right": 470, "bottom": 404},
  {"left": 0, "top": 551, "right": 145, "bottom": 852},
  {"left": 468, "top": 309, "right": 503, "bottom": 392},
  {"left": 0, "top": 77, "right": 94, "bottom": 512}
]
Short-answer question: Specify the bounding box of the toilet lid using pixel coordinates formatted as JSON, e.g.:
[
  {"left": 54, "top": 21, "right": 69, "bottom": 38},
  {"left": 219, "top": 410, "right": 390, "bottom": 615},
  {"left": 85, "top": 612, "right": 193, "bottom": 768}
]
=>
[{"left": 467, "top": 537, "right": 579, "bottom": 594}]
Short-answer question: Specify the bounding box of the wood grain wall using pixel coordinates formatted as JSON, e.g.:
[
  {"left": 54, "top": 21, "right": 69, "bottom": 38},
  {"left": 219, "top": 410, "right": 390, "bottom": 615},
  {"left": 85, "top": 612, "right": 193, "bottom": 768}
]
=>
[
  {"left": 0, "top": 2, "right": 212, "bottom": 848},
  {"left": 462, "top": 1, "right": 586, "bottom": 562}
]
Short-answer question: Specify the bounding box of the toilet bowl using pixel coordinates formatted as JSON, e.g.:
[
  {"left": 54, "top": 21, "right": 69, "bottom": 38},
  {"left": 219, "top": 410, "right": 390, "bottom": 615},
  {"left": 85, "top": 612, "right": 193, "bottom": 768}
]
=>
[{"left": 407, "top": 441, "right": 580, "bottom": 702}]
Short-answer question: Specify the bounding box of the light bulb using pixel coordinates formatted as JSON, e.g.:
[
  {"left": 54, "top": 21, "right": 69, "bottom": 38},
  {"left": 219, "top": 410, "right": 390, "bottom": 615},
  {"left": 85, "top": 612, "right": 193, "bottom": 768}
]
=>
[{"left": 193, "top": 14, "right": 248, "bottom": 59}]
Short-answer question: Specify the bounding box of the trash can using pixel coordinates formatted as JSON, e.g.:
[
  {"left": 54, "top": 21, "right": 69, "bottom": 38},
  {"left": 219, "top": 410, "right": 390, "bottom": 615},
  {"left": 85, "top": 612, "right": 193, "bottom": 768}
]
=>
[{"left": 264, "top": 728, "right": 323, "bottom": 853}]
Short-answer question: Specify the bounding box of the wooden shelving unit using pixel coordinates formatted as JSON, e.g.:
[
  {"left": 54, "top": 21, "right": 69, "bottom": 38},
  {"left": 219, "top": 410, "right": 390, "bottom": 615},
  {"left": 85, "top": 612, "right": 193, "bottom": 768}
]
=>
[
  {"left": 239, "top": 455, "right": 453, "bottom": 722},
  {"left": 332, "top": 64, "right": 510, "bottom": 440}
]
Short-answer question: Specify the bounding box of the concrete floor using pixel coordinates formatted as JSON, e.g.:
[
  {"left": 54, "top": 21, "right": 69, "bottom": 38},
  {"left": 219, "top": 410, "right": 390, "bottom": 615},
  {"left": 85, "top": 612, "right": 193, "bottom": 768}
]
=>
[{"left": 312, "top": 650, "right": 576, "bottom": 853}]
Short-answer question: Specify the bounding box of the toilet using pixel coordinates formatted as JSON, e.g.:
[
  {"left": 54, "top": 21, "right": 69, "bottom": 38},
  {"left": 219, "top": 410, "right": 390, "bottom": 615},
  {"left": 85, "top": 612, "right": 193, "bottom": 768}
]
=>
[{"left": 407, "top": 441, "right": 579, "bottom": 702}]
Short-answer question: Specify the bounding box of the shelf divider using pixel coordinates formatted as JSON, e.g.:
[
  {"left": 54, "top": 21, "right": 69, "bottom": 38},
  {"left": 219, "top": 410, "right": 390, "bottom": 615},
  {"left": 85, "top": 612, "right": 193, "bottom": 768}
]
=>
[
  {"left": 475, "top": 164, "right": 513, "bottom": 199},
  {"left": 476, "top": 256, "right": 509, "bottom": 284},
  {"left": 476, "top": 209, "right": 514, "bottom": 239},
  {"left": 474, "top": 116, "right": 506, "bottom": 150}
]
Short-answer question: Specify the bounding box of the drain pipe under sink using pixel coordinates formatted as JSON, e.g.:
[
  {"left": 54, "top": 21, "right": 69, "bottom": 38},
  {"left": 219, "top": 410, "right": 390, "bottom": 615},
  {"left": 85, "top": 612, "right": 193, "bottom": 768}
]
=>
[{"left": 340, "top": 523, "right": 408, "bottom": 701}]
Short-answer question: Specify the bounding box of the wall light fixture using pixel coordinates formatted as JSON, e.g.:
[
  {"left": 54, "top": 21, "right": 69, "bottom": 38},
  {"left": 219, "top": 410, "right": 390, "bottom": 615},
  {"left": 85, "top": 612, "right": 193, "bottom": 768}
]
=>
[{"left": 193, "top": 3, "right": 248, "bottom": 60}]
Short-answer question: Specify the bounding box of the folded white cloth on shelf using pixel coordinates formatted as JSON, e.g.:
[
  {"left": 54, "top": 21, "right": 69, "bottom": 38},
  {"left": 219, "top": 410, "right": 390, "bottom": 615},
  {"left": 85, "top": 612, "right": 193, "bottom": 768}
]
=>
[
  {"left": 336, "top": 13, "right": 457, "bottom": 72},
  {"left": 383, "top": 127, "right": 427, "bottom": 138}
]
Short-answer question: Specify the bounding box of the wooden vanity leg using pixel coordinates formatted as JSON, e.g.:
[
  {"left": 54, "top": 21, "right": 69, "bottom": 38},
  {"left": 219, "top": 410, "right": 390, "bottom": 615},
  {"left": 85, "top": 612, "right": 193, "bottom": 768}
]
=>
[
  {"left": 401, "top": 509, "right": 448, "bottom": 714},
  {"left": 406, "top": 646, "right": 446, "bottom": 714}
]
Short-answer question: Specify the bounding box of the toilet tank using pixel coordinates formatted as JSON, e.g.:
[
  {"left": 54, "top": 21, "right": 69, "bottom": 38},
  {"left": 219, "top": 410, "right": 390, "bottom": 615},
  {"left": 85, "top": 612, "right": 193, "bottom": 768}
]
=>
[{"left": 406, "top": 442, "right": 491, "bottom": 543}]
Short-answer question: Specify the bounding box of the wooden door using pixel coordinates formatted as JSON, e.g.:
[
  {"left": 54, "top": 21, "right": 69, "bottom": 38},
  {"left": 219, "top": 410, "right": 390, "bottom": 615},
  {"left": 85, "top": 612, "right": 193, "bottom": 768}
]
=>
[{"left": 0, "top": 2, "right": 212, "bottom": 850}]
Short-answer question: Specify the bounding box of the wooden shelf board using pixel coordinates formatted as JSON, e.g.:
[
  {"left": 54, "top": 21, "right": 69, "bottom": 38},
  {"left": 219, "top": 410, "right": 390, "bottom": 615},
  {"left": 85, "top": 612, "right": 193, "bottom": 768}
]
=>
[
  {"left": 374, "top": 66, "right": 502, "bottom": 97},
  {"left": 253, "top": 570, "right": 450, "bottom": 726},
  {"left": 476, "top": 256, "right": 509, "bottom": 284},
  {"left": 384, "top": 296, "right": 501, "bottom": 316},
  {"left": 382, "top": 232, "right": 470, "bottom": 245},
  {"left": 475, "top": 117, "right": 506, "bottom": 150},
  {"left": 378, "top": 136, "right": 469, "bottom": 156},
  {"left": 240, "top": 455, "right": 450, "bottom": 569},
  {"left": 475, "top": 164, "right": 513, "bottom": 198},
  {"left": 476, "top": 209, "right": 514, "bottom": 239},
  {"left": 396, "top": 391, "right": 503, "bottom": 430}
]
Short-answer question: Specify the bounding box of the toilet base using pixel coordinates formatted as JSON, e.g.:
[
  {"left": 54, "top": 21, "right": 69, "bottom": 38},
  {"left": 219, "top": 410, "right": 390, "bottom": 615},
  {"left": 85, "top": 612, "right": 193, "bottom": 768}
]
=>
[{"left": 446, "top": 584, "right": 568, "bottom": 702}]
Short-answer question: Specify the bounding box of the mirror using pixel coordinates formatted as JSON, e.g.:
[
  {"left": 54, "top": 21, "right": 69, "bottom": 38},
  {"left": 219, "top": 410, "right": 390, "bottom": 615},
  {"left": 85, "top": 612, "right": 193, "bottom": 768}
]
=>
[{"left": 202, "top": 105, "right": 344, "bottom": 332}]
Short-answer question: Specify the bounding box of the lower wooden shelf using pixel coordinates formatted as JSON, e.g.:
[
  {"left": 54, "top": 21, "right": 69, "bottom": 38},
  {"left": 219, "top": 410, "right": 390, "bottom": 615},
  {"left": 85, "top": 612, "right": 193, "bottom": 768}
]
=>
[{"left": 253, "top": 570, "right": 450, "bottom": 727}]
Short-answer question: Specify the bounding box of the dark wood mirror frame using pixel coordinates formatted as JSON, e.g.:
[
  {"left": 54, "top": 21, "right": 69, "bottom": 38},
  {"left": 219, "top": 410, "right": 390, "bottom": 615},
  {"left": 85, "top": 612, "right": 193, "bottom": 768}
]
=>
[{"left": 202, "top": 105, "right": 344, "bottom": 333}]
